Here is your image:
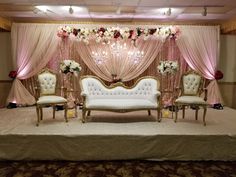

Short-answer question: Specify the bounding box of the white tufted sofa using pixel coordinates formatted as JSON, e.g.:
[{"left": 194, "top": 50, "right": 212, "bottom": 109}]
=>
[
  {"left": 174, "top": 70, "right": 207, "bottom": 125},
  {"left": 80, "top": 75, "right": 161, "bottom": 122}
]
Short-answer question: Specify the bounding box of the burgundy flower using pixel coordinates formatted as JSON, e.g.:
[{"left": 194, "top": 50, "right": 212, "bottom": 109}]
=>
[
  {"left": 149, "top": 28, "right": 157, "bottom": 35},
  {"left": 98, "top": 27, "right": 106, "bottom": 33},
  {"left": 72, "top": 28, "right": 79, "bottom": 36},
  {"left": 114, "top": 30, "right": 121, "bottom": 38},
  {"left": 8, "top": 71, "right": 17, "bottom": 79},
  {"left": 215, "top": 70, "right": 223, "bottom": 80},
  {"left": 128, "top": 30, "right": 134, "bottom": 38}
]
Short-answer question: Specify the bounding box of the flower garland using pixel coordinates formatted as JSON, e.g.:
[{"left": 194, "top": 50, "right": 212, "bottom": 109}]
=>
[
  {"left": 57, "top": 25, "right": 181, "bottom": 44},
  {"left": 157, "top": 60, "right": 178, "bottom": 75}
]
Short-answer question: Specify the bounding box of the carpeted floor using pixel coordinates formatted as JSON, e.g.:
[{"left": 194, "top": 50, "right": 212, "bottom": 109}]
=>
[{"left": 0, "top": 161, "right": 236, "bottom": 177}]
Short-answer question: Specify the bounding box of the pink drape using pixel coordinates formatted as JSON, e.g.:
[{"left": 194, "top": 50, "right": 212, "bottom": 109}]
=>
[
  {"left": 75, "top": 37, "right": 164, "bottom": 82},
  {"left": 176, "top": 26, "right": 223, "bottom": 104},
  {"left": 7, "top": 23, "right": 60, "bottom": 105}
]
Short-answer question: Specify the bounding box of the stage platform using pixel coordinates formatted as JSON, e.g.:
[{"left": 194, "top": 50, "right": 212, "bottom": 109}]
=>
[{"left": 0, "top": 106, "right": 236, "bottom": 161}]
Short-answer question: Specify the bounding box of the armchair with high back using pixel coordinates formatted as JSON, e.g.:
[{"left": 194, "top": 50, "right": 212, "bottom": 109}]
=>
[
  {"left": 35, "top": 68, "right": 68, "bottom": 126},
  {"left": 174, "top": 70, "right": 208, "bottom": 126}
]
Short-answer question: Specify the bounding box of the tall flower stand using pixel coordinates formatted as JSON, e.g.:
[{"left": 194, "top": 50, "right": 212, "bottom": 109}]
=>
[
  {"left": 160, "top": 73, "right": 175, "bottom": 119},
  {"left": 63, "top": 73, "right": 77, "bottom": 118},
  {"left": 157, "top": 60, "right": 178, "bottom": 119}
]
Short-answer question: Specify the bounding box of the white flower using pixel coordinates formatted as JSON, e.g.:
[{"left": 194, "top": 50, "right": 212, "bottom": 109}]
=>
[
  {"left": 60, "top": 59, "right": 82, "bottom": 75},
  {"left": 157, "top": 60, "right": 178, "bottom": 75}
]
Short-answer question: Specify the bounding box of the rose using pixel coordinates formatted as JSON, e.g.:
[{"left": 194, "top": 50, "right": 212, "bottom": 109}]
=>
[{"left": 8, "top": 71, "right": 17, "bottom": 79}]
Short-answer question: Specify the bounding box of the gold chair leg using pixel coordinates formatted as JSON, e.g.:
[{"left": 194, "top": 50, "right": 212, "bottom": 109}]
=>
[
  {"left": 148, "top": 110, "right": 151, "bottom": 116},
  {"left": 64, "top": 103, "right": 68, "bottom": 122},
  {"left": 53, "top": 105, "right": 56, "bottom": 119},
  {"left": 175, "top": 105, "right": 178, "bottom": 123},
  {"left": 203, "top": 106, "right": 207, "bottom": 126},
  {"left": 182, "top": 106, "right": 185, "bottom": 119},
  {"left": 87, "top": 110, "right": 91, "bottom": 116},
  {"left": 36, "top": 105, "right": 40, "bottom": 126},
  {"left": 195, "top": 107, "right": 199, "bottom": 120},
  {"left": 157, "top": 108, "right": 161, "bottom": 122},
  {"left": 82, "top": 109, "right": 86, "bottom": 123},
  {"left": 40, "top": 107, "right": 43, "bottom": 120}
]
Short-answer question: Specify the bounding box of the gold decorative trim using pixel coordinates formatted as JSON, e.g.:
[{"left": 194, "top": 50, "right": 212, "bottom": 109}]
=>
[
  {"left": 0, "top": 17, "right": 12, "bottom": 31},
  {"left": 80, "top": 75, "right": 160, "bottom": 90}
]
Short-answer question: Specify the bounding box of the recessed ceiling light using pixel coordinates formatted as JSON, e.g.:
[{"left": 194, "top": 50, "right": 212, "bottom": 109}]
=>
[
  {"left": 69, "top": 6, "right": 74, "bottom": 14},
  {"left": 202, "top": 7, "right": 207, "bottom": 16},
  {"left": 62, "top": 6, "right": 87, "bottom": 13}
]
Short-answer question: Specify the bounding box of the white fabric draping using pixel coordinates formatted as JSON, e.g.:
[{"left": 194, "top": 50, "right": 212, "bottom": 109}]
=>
[
  {"left": 176, "top": 26, "right": 223, "bottom": 104},
  {"left": 7, "top": 23, "right": 60, "bottom": 105},
  {"left": 75, "top": 37, "right": 164, "bottom": 82}
]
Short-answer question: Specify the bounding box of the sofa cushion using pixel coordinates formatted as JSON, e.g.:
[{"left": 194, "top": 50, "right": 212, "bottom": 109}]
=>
[
  {"left": 86, "top": 99, "right": 158, "bottom": 109},
  {"left": 37, "top": 96, "right": 67, "bottom": 104},
  {"left": 175, "top": 96, "right": 207, "bottom": 104}
]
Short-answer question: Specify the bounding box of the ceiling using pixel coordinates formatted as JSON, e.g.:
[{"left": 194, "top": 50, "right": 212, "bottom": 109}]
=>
[{"left": 0, "top": 0, "right": 236, "bottom": 22}]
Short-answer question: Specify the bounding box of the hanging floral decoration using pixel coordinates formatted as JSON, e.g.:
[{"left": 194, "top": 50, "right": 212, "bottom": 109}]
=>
[
  {"left": 60, "top": 59, "right": 82, "bottom": 76},
  {"left": 57, "top": 25, "right": 181, "bottom": 44}
]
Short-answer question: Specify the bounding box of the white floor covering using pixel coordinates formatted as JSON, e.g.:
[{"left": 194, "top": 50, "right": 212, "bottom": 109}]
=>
[{"left": 0, "top": 106, "right": 236, "bottom": 161}]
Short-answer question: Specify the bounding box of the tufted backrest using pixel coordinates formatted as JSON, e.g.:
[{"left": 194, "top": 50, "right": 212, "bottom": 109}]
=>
[
  {"left": 81, "top": 76, "right": 160, "bottom": 102},
  {"left": 182, "top": 73, "right": 202, "bottom": 95},
  {"left": 38, "top": 70, "right": 57, "bottom": 96}
]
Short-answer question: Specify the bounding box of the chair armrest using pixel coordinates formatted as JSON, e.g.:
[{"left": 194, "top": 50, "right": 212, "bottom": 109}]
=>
[
  {"left": 154, "top": 91, "right": 161, "bottom": 96},
  {"left": 34, "top": 86, "right": 40, "bottom": 100},
  {"left": 174, "top": 87, "right": 181, "bottom": 99},
  {"left": 203, "top": 88, "right": 208, "bottom": 101},
  {"left": 81, "top": 91, "right": 88, "bottom": 97}
]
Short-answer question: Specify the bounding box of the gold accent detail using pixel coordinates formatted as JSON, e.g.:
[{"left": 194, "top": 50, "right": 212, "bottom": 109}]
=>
[{"left": 0, "top": 17, "right": 11, "bottom": 31}]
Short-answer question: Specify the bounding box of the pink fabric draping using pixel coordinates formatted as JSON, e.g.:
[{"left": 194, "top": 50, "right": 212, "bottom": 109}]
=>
[
  {"left": 75, "top": 37, "right": 164, "bottom": 82},
  {"left": 7, "top": 23, "right": 60, "bottom": 105},
  {"left": 176, "top": 26, "right": 223, "bottom": 104}
]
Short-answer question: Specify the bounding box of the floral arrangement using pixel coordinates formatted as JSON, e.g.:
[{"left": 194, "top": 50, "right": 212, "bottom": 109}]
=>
[
  {"left": 57, "top": 25, "right": 181, "bottom": 44},
  {"left": 57, "top": 26, "right": 72, "bottom": 38},
  {"left": 157, "top": 61, "right": 178, "bottom": 75},
  {"left": 60, "top": 60, "right": 82, "bottom": 75},
  {"left": 8, "top": 70, "right": 17, "bottom": 79}
]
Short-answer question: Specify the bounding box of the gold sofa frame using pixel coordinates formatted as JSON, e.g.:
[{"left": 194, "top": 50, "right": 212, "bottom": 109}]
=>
[{"left": 80, "top": 75, "right": 162, "bottom": 123}]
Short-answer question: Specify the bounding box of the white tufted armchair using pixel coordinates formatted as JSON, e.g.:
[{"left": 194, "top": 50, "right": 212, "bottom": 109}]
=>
[
  {"left": 174, "top": 70, "right": 208, "bottom": 125},
  {"left": 35, "top": 69, "right": 68, "bottom": 126}
]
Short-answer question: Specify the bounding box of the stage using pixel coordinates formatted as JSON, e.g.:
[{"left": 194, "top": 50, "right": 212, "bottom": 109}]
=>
[{"left": 0, "top": 106, "right": 236, "bottom": 161}]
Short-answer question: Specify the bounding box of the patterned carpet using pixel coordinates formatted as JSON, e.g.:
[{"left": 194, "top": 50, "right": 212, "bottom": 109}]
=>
[{"left": 0, "top": 161, "right": 236, "bottom": 177}]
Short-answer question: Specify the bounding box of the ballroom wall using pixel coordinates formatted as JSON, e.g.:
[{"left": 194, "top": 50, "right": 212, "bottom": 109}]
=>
[
  {"left": 219, "top": 35, "right": 236, "bottom": 108},
  {"left": 0, "top": 32, "right": 12, "bottom": 107},
  {"left": 0, "top": 32, "right": 235, "bottom": 108}
]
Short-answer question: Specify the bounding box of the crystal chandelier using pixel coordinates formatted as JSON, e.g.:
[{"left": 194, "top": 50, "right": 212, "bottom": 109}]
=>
[
  {"left": 110, "top": 41, "right": 127, "bottom": 56},
  {"left": 91, "top": 51, "right": 108, "bottom": 65},
  {"left": 128, "top": 50, "right": 144, "bottom": 64}
]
